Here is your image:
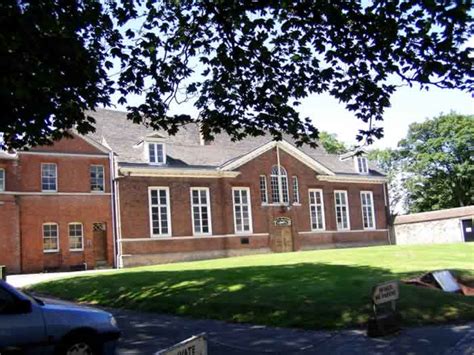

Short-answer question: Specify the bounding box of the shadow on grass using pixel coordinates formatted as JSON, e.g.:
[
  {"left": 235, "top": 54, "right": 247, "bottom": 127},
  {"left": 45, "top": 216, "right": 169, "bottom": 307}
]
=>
[{"left": 31, "top": 263, "right": 474, "bottom": 330}]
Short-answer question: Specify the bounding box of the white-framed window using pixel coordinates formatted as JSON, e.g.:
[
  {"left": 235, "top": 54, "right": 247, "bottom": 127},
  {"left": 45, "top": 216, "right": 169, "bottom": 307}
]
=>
[
  {"left": 190, "top": 187, "right": 212, "bottom": 235},
  {"left": 334, "top": 190, "right": 350, "bottom": 230},
  {"left": 43, "top": 223, "right": 59, "bottom": 252},
  {"left": 0, "top": 168, "right": 4, "bottom": 191},
  {"left": 309, "top": 189, "right": 325, "bottom": 230},
  {"left": 68, "top": 223, "right": 84, "bottom": 251},
  {"left": 149, "top": 187, "right": 171, "bottom": 237},
  {"left": 232, "top": 187, "right": 253, "bottom": 234},
  {"left": 259, "top": 175, "right": 268, "bottom": 204},
  {"left": 90, "top": 165, "right": 105, "bottom": 192},
  {"left": 41, "top": 163, "right": 57, "bottom": 192},
  {"left": 270, "top": 165, "right": 289, "bottom": 204},
  {"left": 355, "top": 156, "right": 368, "bottom": 174},
  {"left": 292, "top": 176, "right": 300, "bottom": 204},
  {"left": 361, "top": 191, "right": 376, "bottom": 229},
  {"left": 147, "top": 143, "right": 166, "bottom": 164}
]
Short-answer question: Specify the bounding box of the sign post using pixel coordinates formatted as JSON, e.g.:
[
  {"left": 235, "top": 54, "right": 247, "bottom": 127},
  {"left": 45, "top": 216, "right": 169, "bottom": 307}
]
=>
[
  {"left": 156, "top": 333, "right": 207, "bottom": 355},
  {"left": 367, "top": 280, "right": 401, "bottom": 337}
]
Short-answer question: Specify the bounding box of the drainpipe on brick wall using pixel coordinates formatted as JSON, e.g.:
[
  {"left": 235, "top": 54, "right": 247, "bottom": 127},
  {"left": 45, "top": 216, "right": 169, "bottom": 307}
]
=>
[{"left": 108, "top": 151, "right": 119, "bottom": 268}]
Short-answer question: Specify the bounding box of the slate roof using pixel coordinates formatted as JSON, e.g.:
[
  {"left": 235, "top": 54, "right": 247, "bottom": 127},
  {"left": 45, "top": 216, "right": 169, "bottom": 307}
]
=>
[{"left": 86, "top": 109, "right": 384, "bottom": 176}]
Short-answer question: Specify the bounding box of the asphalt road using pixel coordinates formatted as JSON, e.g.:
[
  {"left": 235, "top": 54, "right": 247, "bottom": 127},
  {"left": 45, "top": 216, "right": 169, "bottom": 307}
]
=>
[{"left": 109, "top": 307, "right": 474, "bottom": 355}]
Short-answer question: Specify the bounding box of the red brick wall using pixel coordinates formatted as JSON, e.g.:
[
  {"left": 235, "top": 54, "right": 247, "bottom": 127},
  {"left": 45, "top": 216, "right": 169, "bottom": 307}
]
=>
[
  {"left": 19, "top": 195, "right": 113, "bottom": 273},
  {"left": 0, "top": 195, "right": 21, "bottom": 273},
  {"left": 118, "top": 147, "right": 388, "bottom": 257},
  {"left": 29, "top": 134, "right": 105, "bottom": 155},
  {"left": 17, "top": 154, "right": 110, "bottom": 193},
  {"left": 0, "top": 136, "right": 114, "bottom": 273}
]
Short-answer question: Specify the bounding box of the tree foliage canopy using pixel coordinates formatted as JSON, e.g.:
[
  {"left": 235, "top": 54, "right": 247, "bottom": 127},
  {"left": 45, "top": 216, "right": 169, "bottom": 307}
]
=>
[
  {"left": 371, "top": 113, "right": 473, "bottom": 215},
  {"left": 1, "top": 0, "right": 472, "bottom": 149},
  {"left": 398, "top": 112, "right": 473, "bottom": 213}
]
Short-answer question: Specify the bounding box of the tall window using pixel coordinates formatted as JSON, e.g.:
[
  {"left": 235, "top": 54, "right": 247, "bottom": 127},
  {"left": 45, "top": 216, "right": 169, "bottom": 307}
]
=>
[
  {"left": 334, "top": 190, "right": 350, "bottom": 230},
  {"left": 292, "top": 176, "right": 300, "bottom": 204},
  {"left": 149, "top": 187, "right": 171, "bottom": 236},
  {"left": 190, "top": 187, "right": 212, "bottom": 235},
  {"left": 43, "top": 223, "right": 59, "bottom": 252},
  {"left": 148, "top": 143, "right": 166, "bottom": 164},
  {"left": 361, "top": 191, "right": 376, "bottom": 229},
  {"left": 232, "top": 187, "right": 253, "bottom": 234},
  {"left": 69, "top": 223, "right": 83, "bottom": 251},
  {"left": 259, "top": 175, "right": 268, "bottom": 204},
  {"left": 309, "top": 189, "right": 325, "bottom": 230},
  {"left": 41, "top": 163, "right": 57, "bottom": 191},
  {"left": 270, "top": 165, "right": 289, "bottom": 204},
  {"left": 355, "top": 156, "right": 368, "bottom": 174},
  {"left": 0, "top": 168, "right": 4, "bottom": 191},
  {"left": 90, "top": 165, "right": 105, "bottom": 192}
]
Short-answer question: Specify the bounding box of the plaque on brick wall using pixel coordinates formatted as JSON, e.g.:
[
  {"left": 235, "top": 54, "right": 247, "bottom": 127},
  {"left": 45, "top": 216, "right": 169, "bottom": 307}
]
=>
[{"left": 274, "top": 217, "right": 291, "bottom": 226}]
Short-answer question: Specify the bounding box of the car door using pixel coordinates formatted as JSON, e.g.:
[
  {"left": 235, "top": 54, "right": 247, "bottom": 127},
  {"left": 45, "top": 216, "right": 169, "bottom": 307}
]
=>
[{"left": 0, "top": 285, "right": 47, "bottom": 352}]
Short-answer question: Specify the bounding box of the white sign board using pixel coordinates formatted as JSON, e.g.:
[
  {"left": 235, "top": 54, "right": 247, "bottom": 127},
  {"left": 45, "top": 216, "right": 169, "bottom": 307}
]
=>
[
  {"left": 372, "top": 281, "right": 399, "bottom": 305},
  {"left": 156, "top": 334, "right": 207, "bottom": 355},
  {"left": 432, "top": 270, "right": 461, "bottom": 293}
]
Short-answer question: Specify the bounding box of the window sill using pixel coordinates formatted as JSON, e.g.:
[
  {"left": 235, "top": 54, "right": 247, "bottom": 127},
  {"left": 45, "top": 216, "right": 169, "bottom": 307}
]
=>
[
  {"left": 41, "top": 190, "right": 57, "bottom": 193},
  {"left": 44, "top": 250, "right": 59, "bottom": 254},
  {"left": 261, "top": 203, "right": 290, "bottom": 207},
  {"left": 151, "top": 235, "right": 172, "bottom": 238},
  {"left": 292, "top": 203, "right": 301, "bottom": 206},
  {"left": 91, "top": 190, "right": 105, "bottom": 193},
  {"left": 69, "top": 249, "right": 84, "bottom": 252}
]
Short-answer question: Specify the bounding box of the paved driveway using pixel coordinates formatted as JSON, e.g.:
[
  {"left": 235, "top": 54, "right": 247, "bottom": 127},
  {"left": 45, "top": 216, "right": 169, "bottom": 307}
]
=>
[{"left": 110, "top": 307, "right": 474, "bottom": 355}]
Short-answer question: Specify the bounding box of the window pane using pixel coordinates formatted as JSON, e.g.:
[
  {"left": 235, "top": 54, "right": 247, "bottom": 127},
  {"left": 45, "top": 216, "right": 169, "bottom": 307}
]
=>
[
  {"left": 0, "top": 169, "right": 4, "bottom": 191},
  {"left": 233, "top": 188, "right": 252, "bottom": 233},
  {"left": 309, "top": 190, "right": 324, "bottom": 230},
  {"left": 90, "top": 166, "right": 104, "bottom": 192},
  {"left": 150, "top": 188, "right": 170, "bottom": 236},
  {"left": 335, "top": 192, "right": 349, "bottom": 230},
  {"left": 259, "top": 176, "right": 268, "bottom": 203},
  {"left": 42, "top": 163, "right": 57, "bottom": 191},
  {"left": 68, "top": 224, "right": 83, "bottom": 250}
]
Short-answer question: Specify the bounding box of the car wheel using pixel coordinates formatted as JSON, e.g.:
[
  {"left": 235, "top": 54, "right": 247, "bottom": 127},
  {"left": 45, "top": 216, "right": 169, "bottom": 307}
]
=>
[{"left": 57, "top": 335, "right": 99, "bottom": 355}]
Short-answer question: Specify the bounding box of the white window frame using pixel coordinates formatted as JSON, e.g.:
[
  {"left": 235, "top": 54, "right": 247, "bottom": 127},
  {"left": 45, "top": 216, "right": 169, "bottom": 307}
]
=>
[
  {"left": 292, "top": 176, "right": 300, "bottom": 204},
  {"left": 43, "top": 223, "right": 59, "bottom": 253},
  {"left": 90, "top": 165, "right": 105, "bottom": 192},
  {"left": 68, "top": 222, "right": 84, "bottom": 251},
  {"left": 361, "top": 191, "right": 376, "bottom": 230},
  {"left": 355, "top": 156, "right": 369, "bottom": 174},
  {"left": 0, "top": 168, "right": 4, "bottom": 191},
  {"left": 270, "top": 165, "right": 289, "bottom": 204},
  {"left": 147, "top": 142, "right": 166, "bottom": 165},
  {"left": 334, "top": 190, "right": 351, "bottom": 231},
  {"left": 309, "top": 189, "right": 325, "bottom": 231},
  {"left": 232, "top": 187, "right": 253, "bottom": 234},
  {"left": 190, "top": 187, "right": 212, "bottom": 236},
  {"left": 148, "top": 186, "right": 172, "bottom": 237},
  {"left": 259, "top": 175, "right": 268, "bottom": 204},
  {"left": 41, "top": 163, "right": 57, "bottom": 192}
]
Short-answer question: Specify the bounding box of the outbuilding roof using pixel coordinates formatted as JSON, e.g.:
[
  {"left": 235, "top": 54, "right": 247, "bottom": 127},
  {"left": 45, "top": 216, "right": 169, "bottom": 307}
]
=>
[{"left": 394, "top": 206, "right": 474, "bottom": 225}]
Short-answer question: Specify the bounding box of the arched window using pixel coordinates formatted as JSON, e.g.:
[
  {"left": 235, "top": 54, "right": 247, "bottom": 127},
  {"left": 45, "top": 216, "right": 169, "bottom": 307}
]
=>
[{"left": 270, "top": 165, "right": 289, "bottom": 204}]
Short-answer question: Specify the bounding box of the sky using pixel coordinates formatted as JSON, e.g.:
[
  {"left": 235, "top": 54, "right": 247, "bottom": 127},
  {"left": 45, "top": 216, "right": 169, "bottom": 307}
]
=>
[{"left": 113, "top": 84, "right": 473, "bottom": 150}]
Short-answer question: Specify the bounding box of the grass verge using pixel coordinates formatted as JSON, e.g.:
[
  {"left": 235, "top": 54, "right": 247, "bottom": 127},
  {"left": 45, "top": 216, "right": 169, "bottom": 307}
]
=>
[{"left": 30, "top": 243, "right": 474, "bottom": 329}]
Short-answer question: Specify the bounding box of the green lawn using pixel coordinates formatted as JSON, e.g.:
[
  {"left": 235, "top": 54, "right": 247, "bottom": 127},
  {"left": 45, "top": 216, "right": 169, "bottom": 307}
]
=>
[{"left": 30, "top": 244, "right": 474, "bottom": 330}]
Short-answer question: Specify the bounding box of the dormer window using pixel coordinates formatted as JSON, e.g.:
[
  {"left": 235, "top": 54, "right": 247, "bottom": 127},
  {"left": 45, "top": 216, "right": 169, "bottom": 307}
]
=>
[
  {"left": 355, "top": 156, "right": 368, "bottom": 174},
  {"left": 148, "top": 143, "right": 166, "bottom": 165}
]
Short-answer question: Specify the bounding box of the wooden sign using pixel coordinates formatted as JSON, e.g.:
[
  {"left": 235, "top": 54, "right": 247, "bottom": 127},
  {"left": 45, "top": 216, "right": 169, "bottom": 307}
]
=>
[
  {"left": 156, "top": 333, "right": 207, "bottom": 355},
  {"left": 274, "top": 217, "right": 291, "bottom": 226},
  {"left": 372, "top": 280, "right": 399, "bottom": 305}
]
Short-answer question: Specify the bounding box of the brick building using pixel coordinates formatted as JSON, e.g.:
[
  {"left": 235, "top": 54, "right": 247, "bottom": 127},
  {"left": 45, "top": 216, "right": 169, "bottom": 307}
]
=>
[
  {"left": 0, "top": 109, "right": 390, "bottom": 272},
  {"left": 91, "top": 110, "right": 390, "bottom": 267},
  {"left": 0, "top": 133, "right": 115, "bottom": 273}
]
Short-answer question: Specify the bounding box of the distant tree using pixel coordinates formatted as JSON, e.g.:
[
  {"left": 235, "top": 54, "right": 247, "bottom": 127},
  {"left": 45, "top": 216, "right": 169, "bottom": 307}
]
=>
[
  {"left": 1, "top": 1, "right": 472, "bottom": 150},
  {"left": 397, "top": 113, "right": 473, "bottom": 213},
  {"left": 368, "top": 148, "right": 403, "bottom": 222},
  {"left": 318, "top": 132, "right": 348, "bottom": 154}
]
